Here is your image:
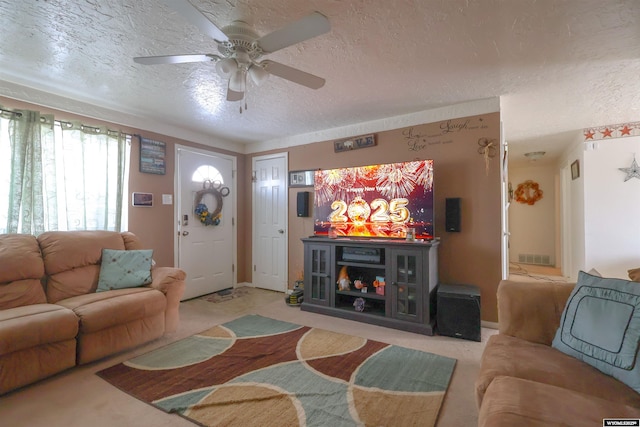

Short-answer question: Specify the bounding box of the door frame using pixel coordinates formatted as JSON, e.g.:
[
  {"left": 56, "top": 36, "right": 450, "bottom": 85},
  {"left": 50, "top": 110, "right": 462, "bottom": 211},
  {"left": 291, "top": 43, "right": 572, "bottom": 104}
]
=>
[
  {"left": 174, "top": 145, "right": 238, "bottom": 287},
  {"left": 500, "top": 129, "right": 510, "bottom": 279},
  {"left": 251, "top": 152, "right": 288, "bottom": 291},
  {"left": 560, "top": 164, "right": 572, "bottom": 278}
]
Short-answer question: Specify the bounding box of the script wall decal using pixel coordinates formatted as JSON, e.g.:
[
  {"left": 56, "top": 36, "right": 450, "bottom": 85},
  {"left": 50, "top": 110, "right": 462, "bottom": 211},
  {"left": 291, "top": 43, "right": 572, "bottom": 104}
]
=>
[{"left": 403, "top": 116, "right": 489, "bottom": 153}]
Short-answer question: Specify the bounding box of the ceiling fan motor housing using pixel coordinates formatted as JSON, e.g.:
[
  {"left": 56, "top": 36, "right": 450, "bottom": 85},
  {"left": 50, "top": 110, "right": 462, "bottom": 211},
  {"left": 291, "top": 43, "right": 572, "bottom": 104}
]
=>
[{"left": 218, "top": 21, "right": 262, "bottom": 61}]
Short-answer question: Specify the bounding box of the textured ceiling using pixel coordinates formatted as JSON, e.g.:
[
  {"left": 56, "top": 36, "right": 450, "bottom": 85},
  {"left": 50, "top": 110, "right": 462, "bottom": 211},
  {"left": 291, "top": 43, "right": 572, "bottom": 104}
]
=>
[{"left": 0, "top": 0, "right": 639, "bottom": 161}]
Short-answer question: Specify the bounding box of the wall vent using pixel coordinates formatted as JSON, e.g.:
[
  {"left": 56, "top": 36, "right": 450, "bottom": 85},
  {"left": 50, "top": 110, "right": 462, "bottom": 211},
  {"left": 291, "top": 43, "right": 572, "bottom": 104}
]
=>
[{"left": 518, "top": 254, "right": 552, "bottom": 266}]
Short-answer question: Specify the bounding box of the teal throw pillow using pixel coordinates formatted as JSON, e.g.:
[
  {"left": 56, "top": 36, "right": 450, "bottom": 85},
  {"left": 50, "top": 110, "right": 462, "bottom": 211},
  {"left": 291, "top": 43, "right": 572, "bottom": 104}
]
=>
[
  {"left": 552, "top": 271, "right": 640, "bottom": 392},
  {"left": 97, "top": 249, "right": 153, "bottom": 292}
]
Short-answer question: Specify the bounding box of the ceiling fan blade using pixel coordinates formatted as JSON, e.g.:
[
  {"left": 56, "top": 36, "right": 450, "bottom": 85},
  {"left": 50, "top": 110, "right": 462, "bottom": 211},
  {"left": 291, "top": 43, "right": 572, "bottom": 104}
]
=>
[
  {"left": 257, "top": 12, "right": 330, "bottom": 53},
  {"left": 133, "top": 54, "right": 216, "bottom": 65},
  {"left": 262, "top": 60, "right": 325, "bottom": 89},
  {"left": 161, "top": 0, "right": 229, "bottom": 43}
]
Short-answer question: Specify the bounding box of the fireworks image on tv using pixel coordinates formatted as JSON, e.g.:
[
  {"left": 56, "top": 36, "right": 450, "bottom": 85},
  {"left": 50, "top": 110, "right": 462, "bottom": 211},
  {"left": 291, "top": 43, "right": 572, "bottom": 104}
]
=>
[{"left": 313, "top": 160, "right": 434, "bottom": 239}]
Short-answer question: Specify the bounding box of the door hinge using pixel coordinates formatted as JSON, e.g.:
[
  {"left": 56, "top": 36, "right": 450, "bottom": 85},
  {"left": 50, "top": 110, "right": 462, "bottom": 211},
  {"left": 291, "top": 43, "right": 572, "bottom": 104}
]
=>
[
  {"left": 253, "top": 265, "right": 256, "bottom": 272},
  {"left": 232, "top": 217, "right": 235, "bottom": 226},
  {"left": 232, "top": 264, "right": 235, "bottom": 273}
]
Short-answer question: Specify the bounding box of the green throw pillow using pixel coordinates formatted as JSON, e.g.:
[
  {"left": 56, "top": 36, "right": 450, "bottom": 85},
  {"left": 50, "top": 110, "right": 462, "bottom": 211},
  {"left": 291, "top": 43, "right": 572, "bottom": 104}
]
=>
[
  {"left": 552, "top": 271, "right": 640, "bottom": 393},
  {"left": 97, "top": 249, "right": 153, "bottom": 292}
]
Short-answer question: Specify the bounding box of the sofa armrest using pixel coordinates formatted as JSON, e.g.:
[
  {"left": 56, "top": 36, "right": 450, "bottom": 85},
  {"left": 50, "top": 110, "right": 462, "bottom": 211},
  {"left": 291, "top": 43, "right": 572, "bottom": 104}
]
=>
[
  {"left": 497, "top": 280, "right": 575, "bottom": 345},
  {"left": 148, "top": 267, "right": 186, "bottom": 333},
  {"left": 149, "top": 267, "right": 186, "bottom": 292}
]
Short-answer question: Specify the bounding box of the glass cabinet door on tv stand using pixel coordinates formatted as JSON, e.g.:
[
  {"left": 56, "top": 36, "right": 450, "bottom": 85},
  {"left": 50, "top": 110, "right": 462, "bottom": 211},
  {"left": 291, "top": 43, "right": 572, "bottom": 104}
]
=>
[
  {"left": 390, "top": 249, "right": 423, "bottom": 323},
  {"left": 304, "top": 243, "right": 333, "bottom": 307}
]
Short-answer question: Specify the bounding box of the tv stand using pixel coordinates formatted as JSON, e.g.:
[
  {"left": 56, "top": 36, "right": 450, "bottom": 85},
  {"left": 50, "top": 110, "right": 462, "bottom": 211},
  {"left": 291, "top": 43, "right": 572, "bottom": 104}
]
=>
[{"left": 300, "top": 237, "right": 439, "bottom": 335}]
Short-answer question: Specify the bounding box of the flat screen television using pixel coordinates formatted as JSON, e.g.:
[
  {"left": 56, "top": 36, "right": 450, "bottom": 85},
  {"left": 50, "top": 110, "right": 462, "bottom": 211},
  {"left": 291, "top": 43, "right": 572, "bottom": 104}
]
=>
[{"left": 313, "top": 160, "right": 434, "bottom": 239}]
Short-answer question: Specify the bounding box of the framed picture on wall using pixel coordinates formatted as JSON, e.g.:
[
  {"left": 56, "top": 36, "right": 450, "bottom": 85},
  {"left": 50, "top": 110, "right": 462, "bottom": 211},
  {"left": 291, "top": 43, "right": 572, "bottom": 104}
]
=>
[
  {"left": 289, "top": 170, "right": 315, "bottom": 187},
  {"left": 132, "top": 192, "right": 153, "bottom": 207},
  {"left": 139, "top": 137, "right": 166, "bottom": 175},
  {"left": 571, "top": 160, "right": 580, "bottom": 180}
]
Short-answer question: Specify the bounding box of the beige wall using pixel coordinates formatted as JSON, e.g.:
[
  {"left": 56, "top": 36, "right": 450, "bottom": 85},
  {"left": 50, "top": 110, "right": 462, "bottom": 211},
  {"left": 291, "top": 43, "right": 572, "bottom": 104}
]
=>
[
  {"left": 0, "top": 96, "right": 248, "bottom": 282},
  {"left": 3, "top": 96, "right": 502, "bottom": 321},
  {"left": 508, "top": 165, "right": 557, "bottom": 266},
  {"left": 127, "top": 131, "right": 246, "bottom": 274},
  {"left": 250, "top": 112, "right": 503, "bottom": 322}
]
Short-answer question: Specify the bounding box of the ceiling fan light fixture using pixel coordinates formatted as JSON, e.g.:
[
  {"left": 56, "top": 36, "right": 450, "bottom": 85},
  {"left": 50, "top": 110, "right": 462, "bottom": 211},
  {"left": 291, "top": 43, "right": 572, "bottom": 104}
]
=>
[
  {"left": 215, "top": 57, "right": 237, "bottom": 77},
  {"left": 249, "top": 64, "right": 269, "bottom": 86},
  {"left": 524, "top": 151, "right": 546, "bottom": 161},
  {"left": 229, "top": 68, "right": 247, "bottom": 92}
]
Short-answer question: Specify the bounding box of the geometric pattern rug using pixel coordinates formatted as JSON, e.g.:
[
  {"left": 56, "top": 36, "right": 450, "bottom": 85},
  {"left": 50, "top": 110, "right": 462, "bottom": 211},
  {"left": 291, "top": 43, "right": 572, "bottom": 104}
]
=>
[{"left": 97, "top": 315, "right": 456, "bottom": 427}]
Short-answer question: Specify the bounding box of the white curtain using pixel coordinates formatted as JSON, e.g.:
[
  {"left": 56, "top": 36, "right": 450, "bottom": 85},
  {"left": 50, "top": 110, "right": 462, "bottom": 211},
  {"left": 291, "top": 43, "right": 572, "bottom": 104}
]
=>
[{"left": 0, "top": 108, "right": 130, "bottom": 235}]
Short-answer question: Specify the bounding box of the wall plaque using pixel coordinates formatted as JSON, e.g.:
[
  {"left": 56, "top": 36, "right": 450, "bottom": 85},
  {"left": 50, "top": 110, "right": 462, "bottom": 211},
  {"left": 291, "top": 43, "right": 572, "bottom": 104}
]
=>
[
  {"left": 334, "top": 134, "right": 376, "bottom": 153},
  {"left": 139, "top": 137, "right": 166, "bottom": 175}
]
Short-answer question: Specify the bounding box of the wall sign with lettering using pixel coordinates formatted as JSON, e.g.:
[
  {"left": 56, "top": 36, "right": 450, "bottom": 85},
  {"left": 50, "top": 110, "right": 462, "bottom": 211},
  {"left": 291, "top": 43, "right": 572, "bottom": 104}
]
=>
[
  {"left": 334, "top": 134, "right": 376, "bottom": 153},
  {"left": 139, "top": 137, "right": 166, "bottom": 175}
]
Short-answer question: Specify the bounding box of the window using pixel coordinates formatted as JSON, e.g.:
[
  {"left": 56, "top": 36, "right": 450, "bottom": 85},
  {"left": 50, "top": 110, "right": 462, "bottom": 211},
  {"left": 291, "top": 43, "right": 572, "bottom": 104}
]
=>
[
  {"left": 192, "top": 165, "right": 224, "bottom": 184},
  {"left": 0, "top": 110, "right": 130, "bottom": 235}
]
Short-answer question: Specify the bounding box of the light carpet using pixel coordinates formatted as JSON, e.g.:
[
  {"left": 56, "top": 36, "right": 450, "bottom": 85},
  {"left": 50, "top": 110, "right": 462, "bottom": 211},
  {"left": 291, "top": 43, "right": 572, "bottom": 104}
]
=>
[
  {"left": 202, "top": 287, "right": 250, "bottom": 303},
  {"left": 97, "top": 314, "right": 456, "bottom": 427}
]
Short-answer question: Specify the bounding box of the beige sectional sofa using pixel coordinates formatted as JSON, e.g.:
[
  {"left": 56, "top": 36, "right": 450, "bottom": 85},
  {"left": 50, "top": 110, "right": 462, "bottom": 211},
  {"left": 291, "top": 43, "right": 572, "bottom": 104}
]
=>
[
  {"left": 0, "top": 230, "right": 186, "bottom": 395},
  {"left": 476, "top": 279, "right": 640, "bottom": 426}
]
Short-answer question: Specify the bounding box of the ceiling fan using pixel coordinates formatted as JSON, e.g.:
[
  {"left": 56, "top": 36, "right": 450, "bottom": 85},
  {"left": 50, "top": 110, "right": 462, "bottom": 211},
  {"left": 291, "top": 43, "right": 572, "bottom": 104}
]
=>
[{"left": 134, "top": 0, "right": 331, "bottom": 108}]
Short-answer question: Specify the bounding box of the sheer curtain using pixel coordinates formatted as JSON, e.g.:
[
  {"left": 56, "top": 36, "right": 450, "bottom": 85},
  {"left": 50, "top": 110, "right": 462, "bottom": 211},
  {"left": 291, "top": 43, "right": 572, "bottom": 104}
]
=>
[
  {"left": 56, "top": 121, "right": 129, "bottom": 231},
  {"left": 0, "top": 108, "right": 130, "bottom": 235}
]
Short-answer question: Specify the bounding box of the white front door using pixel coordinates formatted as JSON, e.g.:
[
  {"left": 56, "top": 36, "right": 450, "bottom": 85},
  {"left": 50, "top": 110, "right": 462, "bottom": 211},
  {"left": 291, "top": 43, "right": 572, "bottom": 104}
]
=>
[
  {"left": 176, "top": 147, "right": 236, "bottom": 300},
  {"left": 252, "top": 153, "right": 288, "bottom": 292}
]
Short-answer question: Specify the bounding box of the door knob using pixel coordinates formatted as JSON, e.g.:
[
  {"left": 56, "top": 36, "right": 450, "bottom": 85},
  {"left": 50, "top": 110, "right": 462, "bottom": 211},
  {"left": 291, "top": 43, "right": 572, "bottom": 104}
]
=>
[
  {"left": 182, "top": 231, "right": 189, "bottom": 236},
  {"left": 278, "top": 229, "right": 285, "bottom": 234}
]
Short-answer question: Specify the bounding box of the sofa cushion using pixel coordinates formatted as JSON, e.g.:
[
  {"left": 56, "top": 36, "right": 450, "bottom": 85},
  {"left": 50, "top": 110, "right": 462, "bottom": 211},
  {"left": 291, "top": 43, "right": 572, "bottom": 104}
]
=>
[
  {"left": 497, "top": 280, "right": 575, "bottom": 346},
  {"left": 479, "top": 376, "right": 640, "bottom": 427},
  {"left": 0, "top": 234, "right": 47, "bottom": 309},
  {"left": 552, "top": 270, "right": 640, "bottom": 393},
  {"left": 38, "top": 230, "right": 127, "bottom": 302},
  {"left": 0, "top": 304, "right": 79, "bottom": 356},
  {"left": 57, "top": 287, "right": 166, "bottom": 333},
  {"left": 97, "top": 249, "right": 153, "bottom": 292},
  {"left": 476, "top": 334, "right": 640, "bottom": 408}
]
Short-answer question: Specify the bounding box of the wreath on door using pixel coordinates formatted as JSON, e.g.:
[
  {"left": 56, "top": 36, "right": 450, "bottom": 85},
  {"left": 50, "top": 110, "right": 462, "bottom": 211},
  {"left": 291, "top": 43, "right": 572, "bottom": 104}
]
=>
[
  {"left": 194, "top": 180, "right": 230, "bottom": 226},
  {"left": 514, "top": 180, "right": 543, "bottom": 205}
]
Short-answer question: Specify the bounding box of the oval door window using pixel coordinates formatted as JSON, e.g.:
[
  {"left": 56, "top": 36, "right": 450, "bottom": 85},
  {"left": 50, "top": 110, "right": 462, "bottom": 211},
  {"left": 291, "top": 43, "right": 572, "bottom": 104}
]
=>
[{"left": 192, "top": 165, "right": 224, "bottom": 184}]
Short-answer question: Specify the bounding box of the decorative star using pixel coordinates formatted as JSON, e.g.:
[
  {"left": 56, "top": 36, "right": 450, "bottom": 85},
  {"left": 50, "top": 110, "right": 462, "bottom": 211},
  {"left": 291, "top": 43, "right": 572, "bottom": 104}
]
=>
[
  {"left": 619, "top": 157, "right": 640, "bottom": 182},
  {"left": 620, "top": 125, "right": 633, "bottom": 136},
  {"left": 601, "top": 128, "right": 613, "bottom": 138},
  {"left": 584, "top": 130, "right": 595, "bottom": 140}
]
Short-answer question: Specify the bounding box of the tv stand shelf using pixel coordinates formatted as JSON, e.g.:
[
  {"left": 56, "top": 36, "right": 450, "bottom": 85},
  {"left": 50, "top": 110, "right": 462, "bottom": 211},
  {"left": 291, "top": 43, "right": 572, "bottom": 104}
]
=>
[
  {"left": 300, "top": 237, "right": 439, "bottom": 335},
  {"left": 336, "top": 290, "right": 385, "bottom": 300}
]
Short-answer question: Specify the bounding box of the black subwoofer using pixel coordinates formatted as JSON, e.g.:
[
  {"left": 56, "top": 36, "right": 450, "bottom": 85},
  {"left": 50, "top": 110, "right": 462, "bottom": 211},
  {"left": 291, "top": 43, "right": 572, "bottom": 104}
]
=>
[{"left": 437, "top": 283, "right": 481, "bottom": 341}]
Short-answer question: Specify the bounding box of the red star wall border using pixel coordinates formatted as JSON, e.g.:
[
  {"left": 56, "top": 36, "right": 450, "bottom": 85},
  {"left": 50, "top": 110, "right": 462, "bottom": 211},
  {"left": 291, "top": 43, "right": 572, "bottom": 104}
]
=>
[{"left": 584, "top": 121, "right": 640, "bottom": 141}]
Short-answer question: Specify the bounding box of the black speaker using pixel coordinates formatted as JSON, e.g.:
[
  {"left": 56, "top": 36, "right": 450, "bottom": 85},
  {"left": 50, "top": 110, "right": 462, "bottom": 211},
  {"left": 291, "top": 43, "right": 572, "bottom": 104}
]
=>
[
  {"left": 445, "top": 197, "right": 461, "bottom": 232},
  {"left": 437, "top": 283, "right": 481, "bottom": 341},
  {"left": 297, "top": 191, "right": 310, "bottom": 217}
]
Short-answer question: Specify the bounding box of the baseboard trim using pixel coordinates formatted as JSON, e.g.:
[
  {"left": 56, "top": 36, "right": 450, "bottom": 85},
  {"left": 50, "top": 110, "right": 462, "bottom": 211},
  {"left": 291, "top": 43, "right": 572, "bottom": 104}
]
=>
[{"left": 481, "top": 320, "right": 499, "bottom": 330}]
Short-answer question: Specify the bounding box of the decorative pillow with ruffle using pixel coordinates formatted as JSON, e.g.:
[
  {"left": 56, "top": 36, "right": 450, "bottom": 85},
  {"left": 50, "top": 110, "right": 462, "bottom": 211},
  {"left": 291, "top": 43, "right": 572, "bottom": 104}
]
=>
[
  {"left": 552, "top": 271, "right": 640, "bottom": 393},
  {"left": 97, "top": 249, "right": 153, "bottom": 292}
]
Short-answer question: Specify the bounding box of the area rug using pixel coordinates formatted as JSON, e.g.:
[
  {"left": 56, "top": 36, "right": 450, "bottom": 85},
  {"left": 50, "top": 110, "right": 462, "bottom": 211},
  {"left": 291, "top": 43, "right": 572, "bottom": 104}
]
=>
[
  {"left": 97, "top": 315, "right": 456, "bottom": 427},
  {"left": 202, "top": 286, "right": 250, "bottom": 303}
]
